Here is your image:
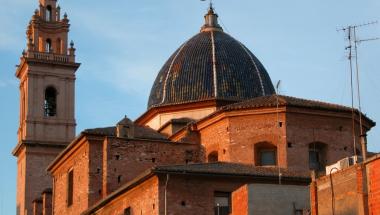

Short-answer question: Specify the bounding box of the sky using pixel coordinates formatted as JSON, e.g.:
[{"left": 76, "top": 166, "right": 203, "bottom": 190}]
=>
[{"left": 0, "top": 0, "right": 379, "bottom": 214}]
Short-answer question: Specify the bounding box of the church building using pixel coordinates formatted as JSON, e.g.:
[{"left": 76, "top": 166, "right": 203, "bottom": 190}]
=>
[{"left": 13, "top": 1, "right": 376, "bottom": 215}]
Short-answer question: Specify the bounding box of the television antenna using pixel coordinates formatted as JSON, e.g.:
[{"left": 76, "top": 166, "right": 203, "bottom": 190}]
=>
[{"left": 338, "top": 21, "right": 379, "bottom": 160}]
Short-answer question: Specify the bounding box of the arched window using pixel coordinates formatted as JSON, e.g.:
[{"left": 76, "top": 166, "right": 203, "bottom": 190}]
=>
[
  {"left": 255, "top": 142, "right": 277, "bottom": 166},
  {"left": 46, "top": 39, "right": 52, "bottom": 53},
  {"left": 44, "top": 87, "right": 57, "bottom": 117},
  {"left": 208, "top": 151, "right": 218, "bottom": 162},
  {"left": 309, "top": 142, "right": 327, "bottom": 171},
  {"left": 46, "top": 5, "right": 53, "bottom": 21}
]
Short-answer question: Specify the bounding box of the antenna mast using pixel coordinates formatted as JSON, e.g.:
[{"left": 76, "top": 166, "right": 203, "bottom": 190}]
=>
[{"left": 338, "top": 21, "right": 379, "bottom": 161}]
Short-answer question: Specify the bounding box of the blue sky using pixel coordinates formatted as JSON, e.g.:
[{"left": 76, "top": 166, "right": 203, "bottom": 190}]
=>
[{"left": 0, "top": 0, "right": 379, "bottom": 213}]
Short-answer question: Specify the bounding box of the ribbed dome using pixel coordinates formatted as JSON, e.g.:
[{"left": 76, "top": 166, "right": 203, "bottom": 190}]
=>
[{"left": 148, "top": 7, "right": 275, "bottom": 109}]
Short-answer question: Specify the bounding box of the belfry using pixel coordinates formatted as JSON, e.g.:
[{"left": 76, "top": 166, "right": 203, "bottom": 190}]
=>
[{"left": 13, "top": 0, "right": 79, "bottom": 214}]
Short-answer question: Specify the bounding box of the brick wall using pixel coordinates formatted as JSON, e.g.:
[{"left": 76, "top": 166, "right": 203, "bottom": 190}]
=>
[
  {"left": 232, "top": 185, "right": 248, "bottom": 215},
  {"left": 367, "top": 157, "right": 380, "bottom": 214},
  {"left": 17, "top": 145, "right": 63, "bottom": 215},
  {"left": 161, "top": 175, "right": 252, "bottom": 215},
  {"left": 198, "top": 107, "right": 358, "bottom": 172},
  {"left": 103, "top": 137, "right": 201, "bottom": 195},
  {"left": 93, "top": 176, "right": 159, "bottom": 215},
  {"left": 286, "top": 108, "right": 359, "bottom": 172},
  {"left": 51, "top": 135, "right": 201, "bottom": 215},
  {"left": 312, "top": 165, "right": 364, "bottom": 215},
  {"left": 52, "top": 140, "right": 91, "bottom": 215},
  {"left": 199, "top": 118, "right": 231, "bottom": 162},
  {"left": 228, "top": 111, "right": 287, "bottom": 166}
]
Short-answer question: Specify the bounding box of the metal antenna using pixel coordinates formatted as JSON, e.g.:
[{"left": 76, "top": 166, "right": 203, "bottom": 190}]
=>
[{"left": 338, "top": 21, "right": 379, "bottom": 160}]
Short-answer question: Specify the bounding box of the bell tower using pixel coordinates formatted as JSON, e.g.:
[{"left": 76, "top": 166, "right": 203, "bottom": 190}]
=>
[{"left": 12, "top": 0, "right": 80, "bottom": 214}]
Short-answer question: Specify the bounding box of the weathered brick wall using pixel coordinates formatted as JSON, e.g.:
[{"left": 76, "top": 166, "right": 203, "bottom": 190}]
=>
[
  {"left": 232, "top": 185, "right": 248, "bottom": 215},
  {"left": 367, "top": 158, "right": 380, "bottom": 214},
  {"left": 228, "top": 111, "right": 287, "bottom": 166},
  {"left": 286, "top": 108, "right": 359, "bottom": 172},
  {"left": 20, "top": 146, "right": 63, "bottom": 215},
  {"left": 16, "top": 148, "right": 26, "bottom": 215},
  {"left": 52, "top": 142, "right": 90, "bottom": 215},
  {"left": 93, "top": 176, "right": 159, "bottom": 215},
  {"left": 103, "top": 138, "right": 201, "bottom": 195},
  {"left": 87, "top": 138, "right": 104, "bottom": 205},
  {"left": 314, "top": 165, "right": 362, "bottom": 215},
  {"left": 160, "top": 175, "right": 248, "bottom": 215},
  {"left": 199, "top": 118, "right": 230, "bottom": 162}
]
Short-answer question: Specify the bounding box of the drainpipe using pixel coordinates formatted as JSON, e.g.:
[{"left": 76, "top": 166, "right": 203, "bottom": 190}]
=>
[
  {"left": 360, "top": 134, "right": 367, "bottom": 161},
  {"left": 164, "top": 174, "right": 170, "bottom": 215}
]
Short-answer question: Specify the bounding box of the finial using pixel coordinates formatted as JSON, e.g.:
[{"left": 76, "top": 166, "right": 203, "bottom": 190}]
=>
[
  {"left": 34, "top": 9, "right": 39, "bottom": 15},
  {"left": 200, "top": 1, "right": 223, "bottom": 32},
  {"left": 70, "top": 40, "right": 74, "bottom": 48},
  {"left": 64, "top": 12, "right": 68, "bottom": 19}
]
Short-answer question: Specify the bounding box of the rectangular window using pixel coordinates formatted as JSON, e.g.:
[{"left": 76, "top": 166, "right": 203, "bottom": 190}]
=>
[
  {"left": 309, "top": 150, "right": 320, "bottom": 170},
  {"left": 260, "top": 150, "right": 276, "bottom": 166},
  {"left": 67, "top": 169, "right": 74, "bottom": 206},
  {"left": 214, "top": 192, "right": 231, "bottom": 215}
]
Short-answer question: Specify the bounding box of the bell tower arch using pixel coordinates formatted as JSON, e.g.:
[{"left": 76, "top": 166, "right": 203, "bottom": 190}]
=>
[{"left": 13, "top": 0, "right": 80, "bottom": 214}]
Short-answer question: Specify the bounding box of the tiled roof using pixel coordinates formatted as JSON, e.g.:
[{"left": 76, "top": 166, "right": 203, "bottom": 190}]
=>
[
  {"left": 147, "top": 29, "right": 275, "bottom": 109},
  {"left": 83, "top": 125, "right": 167, "bottom": 140},
  {"left": 153, "top": 162, "right": 310, "bottom": 179},
  {"left": 223, "top": 95, "right": 357, "bottom": 113}
]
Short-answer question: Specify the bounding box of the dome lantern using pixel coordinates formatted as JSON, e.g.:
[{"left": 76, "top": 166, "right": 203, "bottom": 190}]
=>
[{"left": 201, "top": 4, "right": 223, "bottom": 32}]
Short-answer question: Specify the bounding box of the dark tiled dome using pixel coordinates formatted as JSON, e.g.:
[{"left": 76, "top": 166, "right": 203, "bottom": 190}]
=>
[{"left": 147, "top": 7, "right": 275, "bottom": 109}]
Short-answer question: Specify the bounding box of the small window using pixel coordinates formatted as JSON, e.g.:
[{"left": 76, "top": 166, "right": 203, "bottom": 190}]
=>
[
  {"left": 46, "top": 39, "right": 52, "bottom": 53},
  {"left": 67, "top": 170, "right": 74, "bottom": 206},
  {"left": 309, "top": 142, "right": 327, "bottom": 171},
  {"left": 44, "top": 87, "right": 57, "bottom": 117},
  {"left": 214, "top": 192, "right": 231, "bottom": 215},
  {"left": 255, "top": 142, "right": 277, "bottom": 166},
  {"left": 208, "top": 151, "right": 218, "bottom": 163},
  {"left": 260, "top": 150, "right": 276, "bottom": 166},
  {"left": 124, "top": 207, "right": 131, "bottom": 215}
]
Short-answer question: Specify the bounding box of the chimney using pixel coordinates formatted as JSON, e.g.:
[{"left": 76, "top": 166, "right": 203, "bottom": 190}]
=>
[{"left": 116, "top": 116, "right": 134, "bottom": 138}]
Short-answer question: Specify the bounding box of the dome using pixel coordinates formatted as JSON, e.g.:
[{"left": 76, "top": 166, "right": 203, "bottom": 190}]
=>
[{"left": 148, "top": 7, "right": 275, "bottom": 109}]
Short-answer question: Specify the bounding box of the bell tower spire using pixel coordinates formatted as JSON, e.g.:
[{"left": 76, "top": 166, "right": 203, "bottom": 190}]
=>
[{"left": 13, "top": 0, "right": 80, "bottom": 214}]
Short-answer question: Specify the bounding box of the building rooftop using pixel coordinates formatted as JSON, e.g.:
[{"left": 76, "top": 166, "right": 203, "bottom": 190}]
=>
[{"left": 84, "top": 124, "right": 167, "bottom": 140}]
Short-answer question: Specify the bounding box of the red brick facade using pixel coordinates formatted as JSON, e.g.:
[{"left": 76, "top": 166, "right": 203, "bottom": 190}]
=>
[
  {"left": 48, "top": 133, "right": 201, "bottom": 214},
  {"left": 173, "top": 105, "right": 367, "bottom": 173},
  {"left": 232, "top": 185, "right": 248, "bottom": 215},
  {"left": 311, "top": 155, "right": 380, "bottom": 215},
  {"left": 84, "top": 171, "right": 310, "bottom": 215},
  {"left": 368, "top": 157, "right": 380, "bottom": 214}
]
